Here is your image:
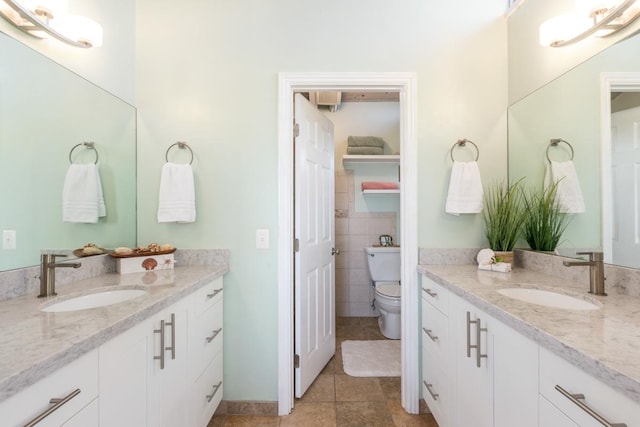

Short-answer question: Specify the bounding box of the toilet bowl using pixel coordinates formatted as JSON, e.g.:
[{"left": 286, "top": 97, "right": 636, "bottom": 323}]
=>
[{"left": 365, "top": 246, "right": 401, "bottom": 340}]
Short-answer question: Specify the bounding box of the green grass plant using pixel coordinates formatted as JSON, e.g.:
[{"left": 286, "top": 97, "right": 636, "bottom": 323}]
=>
[
  {"left": 521, "top": 181, "right": 572, "bottom": 251},
  {"left": 483, "top": 178, "right": 525, "bottom": 252}
]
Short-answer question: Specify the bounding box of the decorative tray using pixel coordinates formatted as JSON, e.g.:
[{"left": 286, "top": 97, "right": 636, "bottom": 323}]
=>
[
  {"left": 73, "top": 248, "right": 108, "bottom": 257},
  {"left": 109, "top": 248, "right": 176, "bottom": 258}
]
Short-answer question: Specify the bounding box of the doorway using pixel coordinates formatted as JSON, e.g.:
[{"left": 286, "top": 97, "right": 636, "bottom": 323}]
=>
[{"left": 277, "top": 72, "right": 419, "bottom": 415}]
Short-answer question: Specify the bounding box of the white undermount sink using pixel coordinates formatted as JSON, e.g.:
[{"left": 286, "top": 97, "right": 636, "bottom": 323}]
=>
[
  {"left": 41, "top": 289, "right": 148, "bottom": 312},
  {"left": 496, "top": 287, "right": 600, "bottom": 311}
]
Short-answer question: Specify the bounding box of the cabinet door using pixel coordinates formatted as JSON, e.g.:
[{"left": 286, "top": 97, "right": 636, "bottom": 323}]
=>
[
  {"left": 539, "top": 395, "right": 578, "bottom": 427},
  {"left": 453, "top": 296, "right": 493, "bottom": 427},
  {"left": 61, "top": 398, "right": 99, "bottom": 427},
  {"left": 492, "top": 317, "right": 538, "bottom": 427},
  {"left": 99, "top": 318, "right": 150, "bottom": 426},
  {"left": 148, "top": 298, "right": 190, "bottom": 427}
]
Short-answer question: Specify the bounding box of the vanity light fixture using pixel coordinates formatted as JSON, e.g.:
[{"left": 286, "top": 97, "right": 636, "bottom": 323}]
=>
[
  {"left": 0, "top": 0, "right": 103, "bottom": 48},
  {"left": 540, "top": 0, "right": 640, "bottom": 47}
]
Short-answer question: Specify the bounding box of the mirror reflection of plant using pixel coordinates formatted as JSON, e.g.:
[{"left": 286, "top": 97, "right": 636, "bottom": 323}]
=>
[
  {"left": 521, "top": 180, "right": 573, "bottom": 252},
  {"left": 483, "top": 178, "right": 526, "bottom": 252}
]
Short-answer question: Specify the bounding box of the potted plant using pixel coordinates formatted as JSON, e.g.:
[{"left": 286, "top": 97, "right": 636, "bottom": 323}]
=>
[
  {"left": 482, "top": 179, "right": 526, "bottom": 263},
  {"left": 521, "top": 181, "right": 572, "bottom": 252}
]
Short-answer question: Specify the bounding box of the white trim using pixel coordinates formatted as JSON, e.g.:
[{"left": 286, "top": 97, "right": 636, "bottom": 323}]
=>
[
  {"left": 277, "top": 72, "right": 419, "bottom": 415},
  {"left": 600, "top": 72, "right": 640, "bottom": 264}
]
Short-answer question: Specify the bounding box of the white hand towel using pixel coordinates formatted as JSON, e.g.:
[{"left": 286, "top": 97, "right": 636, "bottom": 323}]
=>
[
  {"left": 62, "top": 163, "right": 106, "bottom": 223},
  {"left": 157, "top": 163, "right": 196, "bottom": 223},
  {"left": 544, "top": 160, "right": 585, "bottom": 214},
  {"left": 445, "top": 161, "right": 484, "bottom": 215}
]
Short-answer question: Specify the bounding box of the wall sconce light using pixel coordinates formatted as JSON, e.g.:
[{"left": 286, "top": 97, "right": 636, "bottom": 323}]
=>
[
  {"left": 0, "top": 0, "right": 103, "bottom": 48},
  {"left": 540, "top": 0, "right": 640, "bottom": 47}
]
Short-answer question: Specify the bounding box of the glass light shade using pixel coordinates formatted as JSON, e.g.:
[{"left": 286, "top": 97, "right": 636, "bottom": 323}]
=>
[
  {"left": 52, "top": 15, "right": 103, "bottom": 47},
  {"left": 22, "top": 0, "right": 67, "bottom": 19},
  {"left": 539, "top": 14, "right": 592, "bottom": 46}
]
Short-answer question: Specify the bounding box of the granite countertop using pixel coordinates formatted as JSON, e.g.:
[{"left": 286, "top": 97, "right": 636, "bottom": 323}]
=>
[
  {"left": 418, "top": 264, "right": 640, "bottom": 403},
  {"left": 0, "top": 264, "right": 228, "bottom": 403}
]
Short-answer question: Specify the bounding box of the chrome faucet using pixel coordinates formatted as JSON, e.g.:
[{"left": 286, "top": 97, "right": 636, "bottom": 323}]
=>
[
  {"left": 563, "top": 251, "right": 606, "bottom": 296},
  {"left": 39, "top": 254, "right": 81, "bottom": 298}
]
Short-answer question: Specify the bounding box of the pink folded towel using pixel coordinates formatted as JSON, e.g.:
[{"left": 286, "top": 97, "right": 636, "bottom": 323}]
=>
[{"left": 361, "top": 181, "right": 399, "bottom": 191}]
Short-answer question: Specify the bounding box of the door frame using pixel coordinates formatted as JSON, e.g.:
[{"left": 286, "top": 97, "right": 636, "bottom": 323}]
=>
[
  {"left": 277, "top": 72, "right": 419, "bottom": 415},
  {"left": 600, "top": 72, "right": 640, "bottom": 262}
]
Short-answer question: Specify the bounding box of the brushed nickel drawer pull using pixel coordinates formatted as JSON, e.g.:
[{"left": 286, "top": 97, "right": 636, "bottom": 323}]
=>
[
  {"left": 206, "top": 328, "right": 223, "bottom": 343},
  {"left": 165, "top": 313, "right": 176, "bottom": 360},
  {"left": 206, "top": 288, "right": 223, "bottom": 299},
  {"left": 154, "top": 319, "right": 166, "bottom": 369},
  {"left": 24, "top": 388, "right": 81, "bottom": 427},
  {"left": 466, "top": 311, "right": 487, "bottom": 367},
  {"left": 422, "top": 288, "right": 437, "bottom": 298},
  {"left": 206, "top": 381, "right": 223, "bottom": 403},
  {"left": 422, "top": 327, "right": 438, "bottom": 342},
  {"left": 555, "top": 385, "right": 627, "bottom": 427},
  {"left": 423, "top": 380, "right": 439, "bottom": 401}
]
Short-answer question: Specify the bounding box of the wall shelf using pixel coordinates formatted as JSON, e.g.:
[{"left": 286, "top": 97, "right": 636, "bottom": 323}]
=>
[{"left": 342, "top": 154, "right": 400, "bottom": 165}]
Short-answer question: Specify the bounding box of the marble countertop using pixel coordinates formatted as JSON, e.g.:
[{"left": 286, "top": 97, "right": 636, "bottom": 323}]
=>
[
  {"left": 418, "top": 264, "right": 640, "bottom": 403},
  {"left": 0, "top": 264, "right": 228, "bottom": 403}
]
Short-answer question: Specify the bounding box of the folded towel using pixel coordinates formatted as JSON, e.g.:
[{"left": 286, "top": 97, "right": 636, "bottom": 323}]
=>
[
  {"left": 544, "top": 160, "right": 585, "bottom": 214},
  {"left": 347, "top": 146, "right": 384, "bottom": 155},
  {"left": 348, "top": 136, "right": 386, "bottom": 148},
  {"left": 157, "top": 163, "right": 196, "bottom": 223},
  {"left": 478, "top": 262, "right": 512, "bottom": 273},
  {"left": 62, "top": 163, "right": 106, "bottom": 223},
  {"left": 445, "top": 161, "right": 484, "bottom": 215},
  {"left": 361, "top": 182, "right": 399, "bottom": 191}
]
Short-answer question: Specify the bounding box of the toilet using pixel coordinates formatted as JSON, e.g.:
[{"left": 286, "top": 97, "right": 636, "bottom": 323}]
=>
[{"left": 365, "top": 246, "right": 401, "bottom": 340}]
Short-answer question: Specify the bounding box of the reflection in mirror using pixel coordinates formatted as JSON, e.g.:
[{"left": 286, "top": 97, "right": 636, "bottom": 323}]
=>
[
  {"left": 0, "top": 31, "right": 136, "bottom": 271},
  {"left": 508, "top": 33, "right": 640, "bottom": 268}
]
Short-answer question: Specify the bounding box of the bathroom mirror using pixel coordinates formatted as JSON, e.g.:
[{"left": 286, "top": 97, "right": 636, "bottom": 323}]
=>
[
  {"left": 508, "top": 33, "right": 640, "bottom": 269},
  {"left": 0, "top": 31, "right": 136, "bottom": 271}
]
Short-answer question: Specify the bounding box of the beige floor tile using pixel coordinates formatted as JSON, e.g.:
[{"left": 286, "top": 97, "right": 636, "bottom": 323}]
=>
[
  {"left": 336, "top": 401, "right": 394, "bottom": 427},
  {"left": 335, "top": 375, "right": 385, "bottom": 402},
  {"left": 215, "top": 415, "right": 281, "bottom": 426},
  {"left": 321, "top": 356, "right": 337, "bottom": 375},
  {"left": 386, "top": 400, "right": 439, "bottom": 427},
  {"left": 379, "top": 377, "right": 401, "bottom": 401},
  {"left": 297, "top": 373, "right": 335, "bottom": 402},
  {"left": 280, "top": 402, "right": 337, "bottom": 426}
]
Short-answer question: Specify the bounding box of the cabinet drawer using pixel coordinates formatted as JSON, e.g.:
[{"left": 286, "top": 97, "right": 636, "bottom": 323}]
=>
[
  {"left": 421, "top": 297, "right": 449, "bottom": 362},
  {"left": 194, "top": 277, "right": 224, "bottom": 317},
  {"left": 540, "top": 346, "right": 640, "bottom": 427},
  {"left": 0, "top": 349, "right": 99, "bottom": 427},
  {"left": 190, "top": 297, "right": 224, "bottom": 382},
  {"left": 539, "top": 395, "right": 578, "bottom": 427},
  {"left": 192, "top": 352, "right": 224, "bottom": 427},
  {"left": 422, "top": 342, "right": 449, "bottom": 427},
  {"left": 421, "top": 275, "right": 449, "bottom": 315}
]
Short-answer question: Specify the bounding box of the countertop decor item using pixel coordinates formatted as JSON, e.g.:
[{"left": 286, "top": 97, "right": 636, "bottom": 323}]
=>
[{"left": 482, "top": 178, "right": 525, "bottom": 252}]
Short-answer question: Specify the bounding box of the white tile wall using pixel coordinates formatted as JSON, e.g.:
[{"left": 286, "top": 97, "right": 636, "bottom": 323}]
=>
[{"left": 335, "top": 170, "right": 397, "bottom": 317}]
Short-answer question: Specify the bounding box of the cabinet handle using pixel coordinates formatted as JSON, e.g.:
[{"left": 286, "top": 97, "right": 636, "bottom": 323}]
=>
[
  {"left": 555, "top": 385, "right": 627, "bottom": 427},
  {"left": 423, "top": 380, "right": 439, "bottom": 401},
  {"left": 206, "top": 288, "right": 223, "bottom": 299},
  {"left": 24, "top": 388, "right": 81, "bottom": 427},
  {"left": 206, "top": 328, "right": 223, "bottom": 343},
  {"left": 154, "top": 319, "right": 166, "bottom": 369},
  {"left": 466, "top": 311, "right": 488, "bottom": 368},
  {"left": 422, "top": 327, "right": 438, "bottom": 342},
  {"left": 422, "top": 288, "right": 437, "bottom": 298},
  {"left": 165, "top": 313, "right": 176, "bottom": 360},
  {"left": 206, "top": 381, "right": 223, "bottom": 403}
]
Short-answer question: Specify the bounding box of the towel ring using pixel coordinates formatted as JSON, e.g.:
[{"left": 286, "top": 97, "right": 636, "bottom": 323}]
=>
[
  {"left": 165, "top": 141, "right": 194, "bottom": 165},
  {"left": 450, "top": 139, "right": 479, "bottom": 162},
  {"left": 546, "top": 138, "right": 574, "bottom": 162},
  {"left": 69, "top": 142, "right": 98, "bottom": 164}
]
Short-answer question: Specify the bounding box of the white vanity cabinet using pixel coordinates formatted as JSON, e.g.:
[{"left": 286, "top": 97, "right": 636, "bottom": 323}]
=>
[
  {"left": 539, "top": 346, "right": 640, "bottom": 427},
  {"left": 0, "top": 348, "right": 99, "bottom": 427}
]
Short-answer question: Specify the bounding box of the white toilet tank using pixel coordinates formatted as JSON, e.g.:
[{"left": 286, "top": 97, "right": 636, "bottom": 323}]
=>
[{"left": 365, "top": 246, "right": 401, "bottom": 282}]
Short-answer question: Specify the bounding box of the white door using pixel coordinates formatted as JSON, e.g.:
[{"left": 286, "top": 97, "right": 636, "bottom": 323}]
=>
[
  {"left": 611, "top": 106, "right": 640, "bottom": 268},
  {"left": 294, "top": 93, "right": 336, "bottom": 398}
]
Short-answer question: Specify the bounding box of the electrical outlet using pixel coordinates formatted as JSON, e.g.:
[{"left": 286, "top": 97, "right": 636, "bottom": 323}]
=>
[
  {"left": 2, "top": 230, "right": 16, "bottom": 250},
  {"left": 256, "top": 229, "right": 270, "bottom": 249}
]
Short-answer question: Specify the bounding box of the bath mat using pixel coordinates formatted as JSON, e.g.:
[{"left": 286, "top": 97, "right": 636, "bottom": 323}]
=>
[{"left": 341, "top": 340, "right": 401, "bottom": 377}]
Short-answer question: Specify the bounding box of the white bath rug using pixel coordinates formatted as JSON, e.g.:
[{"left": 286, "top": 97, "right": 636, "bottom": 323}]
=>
[{"left": 341, "top": 340, "right": 401, "bottom": 377}]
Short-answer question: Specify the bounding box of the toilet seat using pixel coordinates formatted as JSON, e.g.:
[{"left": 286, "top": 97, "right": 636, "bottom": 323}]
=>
[{"left": 375, "top": 281, "right": 401, "bottom": 298}]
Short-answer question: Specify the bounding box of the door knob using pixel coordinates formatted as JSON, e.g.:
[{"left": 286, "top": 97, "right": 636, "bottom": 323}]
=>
[{"left": 332, "top": 248, "right": 340, "bottom": 256}]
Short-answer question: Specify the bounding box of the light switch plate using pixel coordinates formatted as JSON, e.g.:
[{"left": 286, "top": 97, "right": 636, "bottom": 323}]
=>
[
  {"left": 256, "top": 229, "right": 270, "bottom": 249},
  {"left": 2, "top": 230, "right": 16, "bottom": 250}
]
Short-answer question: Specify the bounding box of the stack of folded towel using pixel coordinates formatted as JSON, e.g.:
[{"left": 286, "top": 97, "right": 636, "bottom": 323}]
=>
[
  {"left": 476, "top": 248, "right": 512, "bottom": 273},
  {"left": 347, "top": 136, "right": 386, "bottom": 155}
]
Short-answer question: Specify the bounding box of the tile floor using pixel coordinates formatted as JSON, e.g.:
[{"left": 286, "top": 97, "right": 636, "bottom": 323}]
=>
[{"left": 209, "top": 317, "right": 439, "bottom": 426}]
